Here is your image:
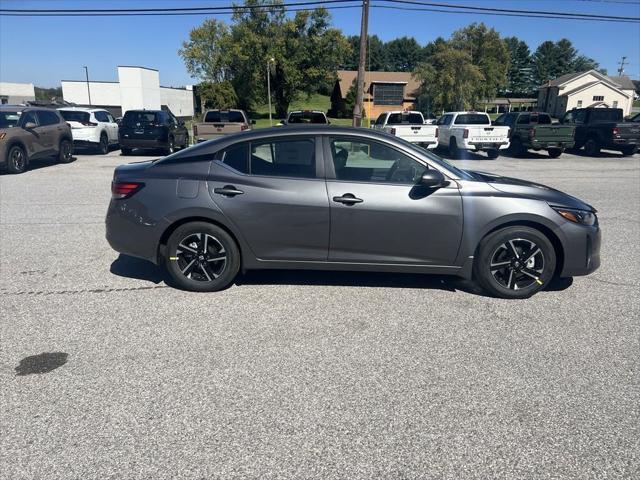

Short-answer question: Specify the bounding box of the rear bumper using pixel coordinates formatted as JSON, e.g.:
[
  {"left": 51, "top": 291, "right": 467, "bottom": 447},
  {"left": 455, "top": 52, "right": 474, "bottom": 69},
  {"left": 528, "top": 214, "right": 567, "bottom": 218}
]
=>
[
  {"left": 410, "top": 140, "right": 438, "bottom": 149},
  {"left": 530, "top": 140, "right": 575, "bottom": 150},
  {"left": 119, "top": 138, "right": 168, "bottom": 150},
  {"left": 608, "top": 138, "right": 638, "bottom": 149},
  {"left": 465, "top": 141, "right": 510, "bottom": 151}
]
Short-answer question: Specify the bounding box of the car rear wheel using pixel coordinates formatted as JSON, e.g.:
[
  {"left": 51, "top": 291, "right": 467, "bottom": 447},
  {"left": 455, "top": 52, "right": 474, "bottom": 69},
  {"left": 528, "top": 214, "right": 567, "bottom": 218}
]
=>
[
  {"left": 165, "top": 222, "right": 240, "bottom": 292},
  {"left": 98, "top": 133, "right": 109, "bottom": 155},
  {"left": 474, "top": 226, "right": 556, "bottom": 299},
  {"left": 584, "top": 138, "right": 601, "bottom": 156},
  {"left": 486, "top": 149, "right": 499, "bottom": 159},
  {"left": 6, "top": 145, "right": 28, "bottom": 174},
  {"left": 164, "top": 136, "right": 175, "bottom": 156},
  {"left": 547, "top": 148, "right": 563, "bottom": 158},
  {"left": 510, "top": 137, "right": 525, "bottom": 157},
  {"left": 58, "top": 139, "right": 74, "bottom": 164},
  {"left": 121, "top": 147, "right": 132, "bottom": 156}
]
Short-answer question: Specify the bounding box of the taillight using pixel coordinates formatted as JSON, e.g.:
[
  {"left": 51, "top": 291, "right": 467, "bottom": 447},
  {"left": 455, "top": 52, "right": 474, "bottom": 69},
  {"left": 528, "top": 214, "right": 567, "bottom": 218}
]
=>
[
  {"left": 193, "top": 125, "right": 198, "bottom": 136},
  {"left": 111, "top": 181, "right": 143, "bottom": 199},
  {"left": 463, "top": 128, "right": 469, "bottom": 139},
  {"left": 82, "top": 121, "right": 98, "bottom": 127},
  {"left": 241, "top": 125, "right": 249, "bottom": 131},
  {"left": 390, "top": 127, "right": 396, "bottom": 135},
  {"left": 613, "top": 127, "right": 620, "bottom": 136}
]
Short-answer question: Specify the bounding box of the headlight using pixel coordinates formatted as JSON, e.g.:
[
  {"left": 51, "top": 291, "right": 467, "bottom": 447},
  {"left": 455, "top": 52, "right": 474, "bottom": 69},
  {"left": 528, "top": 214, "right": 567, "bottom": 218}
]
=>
[{"left": 552, "top": 206, "right": 597, "bottom": 226}]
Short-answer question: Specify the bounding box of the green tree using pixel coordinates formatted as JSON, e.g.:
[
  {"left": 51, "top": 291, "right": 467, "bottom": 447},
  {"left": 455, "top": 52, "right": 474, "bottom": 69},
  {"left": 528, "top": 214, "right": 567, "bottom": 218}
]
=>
[
  {"left": 198, "top": 81, "right": 238, "bottom": 109},
  {"left": 532, "top": 38, "right": 601, "bottom": 85},
  {"left": 342, "top": 34, "right": 388, "bottom": 71},
  {"left": 179, "top": 19, "right": 230, "bottom": 82},
  {"left": 504, "top": 37, "right": 534, "bottom": 95},
  {"left": 451, "top": 23, "right": 509, "bottom": 104},
  {"left": 385, "top": 37, "right": 424, "bottom": 72},
  {"left": 413, "top": 43, "right": 484, "bottom": 112}
]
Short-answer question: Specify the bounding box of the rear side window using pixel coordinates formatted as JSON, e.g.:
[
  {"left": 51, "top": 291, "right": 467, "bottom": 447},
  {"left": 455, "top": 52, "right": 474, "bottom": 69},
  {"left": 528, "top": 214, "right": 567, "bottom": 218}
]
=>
[
  {"left": 386, "top": 113, "right": 423, "bottom": 125},
  {"left": 94, "top": 111, "right": 110, "bottom": 123},
  {"left": 454, "top": 114, "right": 490, "bottom": 125},
  {"left": 221, "top": 144, "right": 249, "bottom": 174},
  {"left": 250, "top": 138, "right": 315, "bottom": 178},
  {"left": 38, "top": 110, "right": 60, "bottom": 126},
  {"left": 122, "top": 111, "right": 157, "bottom": 126}
]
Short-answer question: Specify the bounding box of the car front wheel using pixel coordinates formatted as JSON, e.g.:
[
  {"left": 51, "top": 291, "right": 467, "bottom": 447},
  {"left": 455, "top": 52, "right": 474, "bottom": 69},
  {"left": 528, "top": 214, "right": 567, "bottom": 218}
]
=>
[
  {"left": 6, "top": 145, "right": 28, "bottom": 174},
  {"left": 165, "top": 222, "right": 240, "bottom": 292},
  {"left": 58, "top": 139, "right": 74, "bottom": 163},
  {"left": 474, "top": 226, "right": 556, "bottom": 299}
]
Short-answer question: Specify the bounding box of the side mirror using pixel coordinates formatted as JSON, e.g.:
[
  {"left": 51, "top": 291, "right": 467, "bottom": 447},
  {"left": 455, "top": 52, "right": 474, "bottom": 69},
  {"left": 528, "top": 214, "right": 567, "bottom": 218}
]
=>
[
  {"left": 420, "top": 169, "right": 447, "bottom": 188},
  {"left": 23, "top": 122, "right": 37, "bottom": 130}
]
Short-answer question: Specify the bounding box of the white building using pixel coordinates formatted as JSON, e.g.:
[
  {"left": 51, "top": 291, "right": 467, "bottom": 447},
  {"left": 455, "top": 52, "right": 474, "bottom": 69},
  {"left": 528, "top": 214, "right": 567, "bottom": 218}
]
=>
[
  {"left": 0, "top": 82, "right": 36, "bottom": 104},
  {"left": 538, "top": 70, "right": 636, "bottom": 118},
  {"left": 61, "top": 66, "right": 194, "bottom": 118}
]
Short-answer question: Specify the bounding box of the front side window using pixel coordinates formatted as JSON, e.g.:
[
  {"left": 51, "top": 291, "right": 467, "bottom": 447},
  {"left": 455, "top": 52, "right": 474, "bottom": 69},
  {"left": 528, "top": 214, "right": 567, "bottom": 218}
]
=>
[
  {"left": 436, "top": 114, "right": 452, "bottom": 126},
  {"left": 375, "top": 113, "right": 386, "bottom": 125},
  {"left": 250, "top": 138, "right": 315, "bottom": 179},
  {"left": 38, "top": 110, "right": 60, "bottom": 126},
  {"left": 21, "top": 111, "right": 38, "bottom": 126},
  {"left": 329, "top": 137, "right": 427, "bottom": 184}
]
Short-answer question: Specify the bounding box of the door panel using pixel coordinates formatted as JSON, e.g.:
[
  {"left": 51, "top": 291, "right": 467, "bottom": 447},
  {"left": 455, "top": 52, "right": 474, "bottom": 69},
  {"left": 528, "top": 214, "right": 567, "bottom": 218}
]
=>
[{"left": 327, "top": 182, "right": 463, "bottom": 264}]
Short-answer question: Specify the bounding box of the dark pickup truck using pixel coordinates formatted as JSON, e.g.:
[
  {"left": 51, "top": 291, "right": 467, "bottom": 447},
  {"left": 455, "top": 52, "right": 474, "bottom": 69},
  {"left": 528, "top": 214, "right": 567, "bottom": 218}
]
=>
[
  {"left": 561, "top": 107, "right": 639, "bottom": 156},
  {"left": 494, "top": 111, "right": 574, "bottom": 158}
]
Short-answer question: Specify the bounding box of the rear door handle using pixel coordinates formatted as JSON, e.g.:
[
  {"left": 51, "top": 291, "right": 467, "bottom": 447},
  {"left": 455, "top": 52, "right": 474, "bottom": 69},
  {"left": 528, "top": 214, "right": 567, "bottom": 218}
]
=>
[
  {"left": 333, "top": 193, "right": 363, "bottom": 205},
  {"left": 213, "top": 185, "right": 244, "bottom": 197}
]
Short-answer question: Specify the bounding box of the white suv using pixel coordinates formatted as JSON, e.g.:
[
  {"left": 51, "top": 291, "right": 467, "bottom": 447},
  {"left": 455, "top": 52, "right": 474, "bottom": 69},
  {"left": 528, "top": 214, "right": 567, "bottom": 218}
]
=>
[{"left": 58, "top": 107, "right": 119, "bottom": 154}]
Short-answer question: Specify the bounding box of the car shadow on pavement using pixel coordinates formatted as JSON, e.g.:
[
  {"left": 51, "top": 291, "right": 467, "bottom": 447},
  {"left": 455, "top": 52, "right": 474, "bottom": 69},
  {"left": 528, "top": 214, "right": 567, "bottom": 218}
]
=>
[{"left": 110, "top": 254, "right": 167, "bottom": 284}]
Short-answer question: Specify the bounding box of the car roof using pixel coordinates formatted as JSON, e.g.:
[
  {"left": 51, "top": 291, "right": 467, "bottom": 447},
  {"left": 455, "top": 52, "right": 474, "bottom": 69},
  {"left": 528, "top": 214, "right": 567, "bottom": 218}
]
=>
[
  {"left": 124, "top": 109, "right": 162, "bottom": 114},
  {"left": 288, "top": 110, "right": 325, "bottom": 114},
  {"left": 57, "top": 107, "right": 105, "bottom": 112}
]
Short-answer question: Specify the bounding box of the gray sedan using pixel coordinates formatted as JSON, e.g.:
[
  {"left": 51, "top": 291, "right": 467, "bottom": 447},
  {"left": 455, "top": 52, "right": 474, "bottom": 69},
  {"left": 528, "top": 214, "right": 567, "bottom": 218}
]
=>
[{"left": 106, "top": 125, "right": 600, "bottom": 299}]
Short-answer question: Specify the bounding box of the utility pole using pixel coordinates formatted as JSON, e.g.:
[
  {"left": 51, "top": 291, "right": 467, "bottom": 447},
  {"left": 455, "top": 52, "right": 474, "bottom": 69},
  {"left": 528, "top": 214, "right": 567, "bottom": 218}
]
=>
[
  {"left": 352, "top": 0, "right": 369, "bottom": 127},
  {"left": 617, "top": 56, "right": 627, "bottom": 76},
  {"left": 83, "top": 66, "right": 92, "bottom": 106},
  {"left": 267, "top": 58, "right": 275, "bottom": 126}
]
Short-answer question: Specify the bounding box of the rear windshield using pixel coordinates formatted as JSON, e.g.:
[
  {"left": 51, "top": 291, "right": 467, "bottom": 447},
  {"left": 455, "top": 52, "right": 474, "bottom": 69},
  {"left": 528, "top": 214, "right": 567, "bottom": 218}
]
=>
[
  {"left": 591, "top": 109, "right": 623, "bottom": 122},
  {"left": 204, "top": 110, "right": 246, "bottom": 123},
  {"left": 454, "top": 114, "right": 490, "bottom": 125},
  {"left": 0, "top": 111, "right": 21, "bottom": 128},
  {"left": 122, "top": 111, "right": 158, "bottom": 126},
  {"left": 386, "top": 113, "right": 424, "bottom": 125},
  {"left": 59, "top": 111, "right": 90, "bottom": 124},
  {"left": 287, "top": 112, "right": 328, "bottom": 124}
]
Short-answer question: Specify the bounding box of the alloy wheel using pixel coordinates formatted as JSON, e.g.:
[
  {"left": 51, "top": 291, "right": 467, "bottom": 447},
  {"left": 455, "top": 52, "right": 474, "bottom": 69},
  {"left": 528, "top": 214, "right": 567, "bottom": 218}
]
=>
[
  {"left": 489, "top": 238, "right": 545, "bottom": 290},
  {"left": 175, "top": 233, "right": 227, "bottom": 282},
  {"left": 61, "top": 141, "right": 72, "bottom": 161},
  {"left": 11, "top": 148, "right": 26, "bottom": 172}
]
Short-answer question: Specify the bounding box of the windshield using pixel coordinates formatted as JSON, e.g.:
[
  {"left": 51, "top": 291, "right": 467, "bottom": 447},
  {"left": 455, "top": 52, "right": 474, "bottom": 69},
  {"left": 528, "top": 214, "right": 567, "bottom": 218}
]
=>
[
  {"left": 454, "top": 113, "right": 490, "bottom": 125},
  {"left": 390, "top": 135, "right": 476, "bottom": 180},
  {"left": 59, "top": 111, "right": 90, "bottom": 124},
  {"left": 387, "top": 113, "right": 424, "bottom": 125},
  {"left": 287, "top": 112, "right": 328, "bottom": 124},
  {"left": 0, "top": 111, "right": 21, "bottom": 128}
]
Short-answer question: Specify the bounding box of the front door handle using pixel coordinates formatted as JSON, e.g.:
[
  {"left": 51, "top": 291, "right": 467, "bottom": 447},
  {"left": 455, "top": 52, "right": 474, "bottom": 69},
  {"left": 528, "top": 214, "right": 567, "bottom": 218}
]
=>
[
  {"left": 213, "top": 185, "right": 244, "bottom": 197},
  {"left": 333, "top": 193, "right": 363, "bottom": 205}
]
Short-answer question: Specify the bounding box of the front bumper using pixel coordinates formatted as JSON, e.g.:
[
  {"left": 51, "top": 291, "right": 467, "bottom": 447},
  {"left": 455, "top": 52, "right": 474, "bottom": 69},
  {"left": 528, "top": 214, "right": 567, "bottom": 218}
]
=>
[{"left": 559, "top": 222, "right": 601, "bottom": 277}]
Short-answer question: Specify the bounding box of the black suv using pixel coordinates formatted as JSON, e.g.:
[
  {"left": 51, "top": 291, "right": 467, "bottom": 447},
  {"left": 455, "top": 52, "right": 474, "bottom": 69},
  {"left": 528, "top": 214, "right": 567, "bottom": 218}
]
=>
[{"left": 119, "top": 110, "right": 189, "bottom": 155}]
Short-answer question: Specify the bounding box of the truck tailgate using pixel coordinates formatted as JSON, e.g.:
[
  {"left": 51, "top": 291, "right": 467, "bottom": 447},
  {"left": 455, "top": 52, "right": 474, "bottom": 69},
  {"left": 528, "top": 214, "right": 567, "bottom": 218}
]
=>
[
  {"left": 616, "top": 122, "right": 640, "bottom": 142},
  {"left": 532, "top": 125, "right": 575, "bottom": 142},
  {"left": 194, "top": 122, "right": 247, "bottom": 142},
  {"left": 467, "top": 126, "right": 509, "bottom": 143},
  {"left": 386, "top": 125, "right": 437, "bottom": 143}
]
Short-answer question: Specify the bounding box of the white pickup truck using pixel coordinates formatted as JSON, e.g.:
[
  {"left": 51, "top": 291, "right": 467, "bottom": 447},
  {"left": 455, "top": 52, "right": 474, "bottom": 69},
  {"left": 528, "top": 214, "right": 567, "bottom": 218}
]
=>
[
  {"left": 372, "top": 110, "right": 438, "bottom": 149},
  {"left": 437, "top": 111, "right": 510, "bottom": 159}
]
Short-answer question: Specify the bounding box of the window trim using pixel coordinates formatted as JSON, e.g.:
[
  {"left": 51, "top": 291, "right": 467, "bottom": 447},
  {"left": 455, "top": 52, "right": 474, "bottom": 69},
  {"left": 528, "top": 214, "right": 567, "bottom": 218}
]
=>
[{"left": 322, "top": 134, "right": 433, "bottom": 186}]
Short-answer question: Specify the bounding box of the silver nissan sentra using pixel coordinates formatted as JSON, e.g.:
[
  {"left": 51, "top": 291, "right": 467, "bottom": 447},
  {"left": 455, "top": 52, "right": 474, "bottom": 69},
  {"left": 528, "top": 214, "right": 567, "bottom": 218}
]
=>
[{"left": 106, "top": 125, "right": 600, "bottom": 299}]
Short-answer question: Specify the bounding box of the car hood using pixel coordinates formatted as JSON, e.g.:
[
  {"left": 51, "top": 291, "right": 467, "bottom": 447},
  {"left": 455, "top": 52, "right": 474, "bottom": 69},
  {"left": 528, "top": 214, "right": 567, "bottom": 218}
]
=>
[{"left": 470, "top": 170, "right": 596, "bottom": 212}]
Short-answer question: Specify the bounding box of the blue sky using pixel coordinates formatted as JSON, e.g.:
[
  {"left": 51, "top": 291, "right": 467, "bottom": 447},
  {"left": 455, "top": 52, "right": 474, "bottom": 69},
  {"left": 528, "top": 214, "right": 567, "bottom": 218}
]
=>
[{"left": 1, "top": 0, "right": 639, "bottom": 87}]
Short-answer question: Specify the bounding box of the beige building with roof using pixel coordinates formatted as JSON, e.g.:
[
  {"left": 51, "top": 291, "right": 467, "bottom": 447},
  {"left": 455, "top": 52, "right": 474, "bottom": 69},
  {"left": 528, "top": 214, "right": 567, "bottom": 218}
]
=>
[
  {"left": 331, "top": 70, "right": 420, "bottom": 120},
  {"left": 538, "top": 70, "right": 635, "bottom": 118}
]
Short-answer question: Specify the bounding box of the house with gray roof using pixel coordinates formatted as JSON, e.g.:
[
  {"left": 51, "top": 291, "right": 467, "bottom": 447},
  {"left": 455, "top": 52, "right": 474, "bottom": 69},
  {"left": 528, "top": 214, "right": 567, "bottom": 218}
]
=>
[{"left": 538, "top": 70, "right": 636, "bottom": 118}]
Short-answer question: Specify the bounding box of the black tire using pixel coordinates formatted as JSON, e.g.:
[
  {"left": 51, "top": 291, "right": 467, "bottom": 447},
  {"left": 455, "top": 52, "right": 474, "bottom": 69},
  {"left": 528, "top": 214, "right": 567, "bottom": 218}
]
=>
[
  {"left": 98, "top": 133, "right": 109, "bottom": 155},
  {"left": 547, "top": 148, "right": 563, "bottom": 158},
  {"left": 164, "top": 136, "right": 175, "bottom": 156},
  {"left": 620, "top": 145, "right": 637, "bottom": 156},
  {"left": 165, "top": 222, "right": 240, "bottom": 292},
  {"left": 121, "top": 147, "right": 132, "bottom": 156},
  {"left": 473, "top": 226, "right": 556, "bottom": 299},
  {"left": 584, "top": 138, "right": 601, "bottom": 157},
  {"left": 58, "top": 139, "right": 74, "bottom": 164},
  {"left": 6, "top": 144, "right": 28, "bottom": 174},
  {"left": 448, "top": 138, "right": 459, "bottom": 158},
  {"left": 182, "top": 135, "right": 190, "bottom": 149},
  {"left": 510, "top": 137, "right": 525, "bottom": 157},
  {"left": 486, "top": 149, "right": 500, "bottom": 159}
]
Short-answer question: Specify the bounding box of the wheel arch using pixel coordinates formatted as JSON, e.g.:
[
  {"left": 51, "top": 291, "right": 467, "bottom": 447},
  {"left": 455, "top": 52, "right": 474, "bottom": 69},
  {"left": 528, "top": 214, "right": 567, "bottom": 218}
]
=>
[{"left": 474, "top": 219, "right": 565, "bottom": 277}]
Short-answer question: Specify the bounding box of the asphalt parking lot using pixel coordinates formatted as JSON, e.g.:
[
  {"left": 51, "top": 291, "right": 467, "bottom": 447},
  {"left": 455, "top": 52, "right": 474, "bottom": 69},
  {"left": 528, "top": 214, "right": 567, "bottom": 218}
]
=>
[{"left": 1, "top": 148, "right": 639, "bottom": 479}]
